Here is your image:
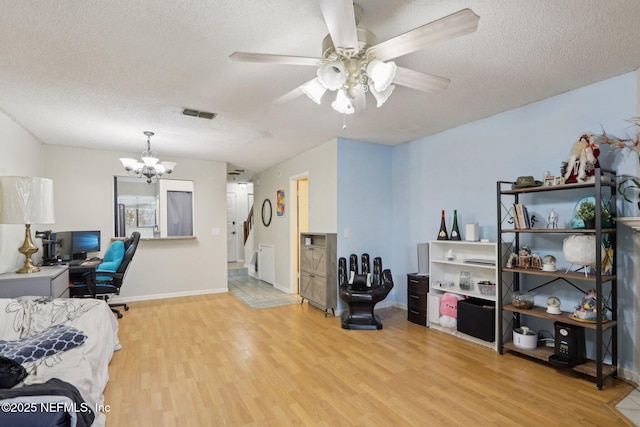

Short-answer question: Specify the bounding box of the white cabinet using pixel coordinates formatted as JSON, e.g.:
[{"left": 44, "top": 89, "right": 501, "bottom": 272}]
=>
[
  {"left": 428, "top": 240, "right": 509, "bottom": 350},
  {"left": 299, "top": 233, "right": 337, "bottom": 315}
]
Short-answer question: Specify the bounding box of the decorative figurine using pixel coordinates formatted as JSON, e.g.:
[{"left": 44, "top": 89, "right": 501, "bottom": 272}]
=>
[
  {"left": 531, "top": 253, "right": 542, "bottom": 269},
  {"left": 547, "top": 209, "right": 558, "bottom": 229}
]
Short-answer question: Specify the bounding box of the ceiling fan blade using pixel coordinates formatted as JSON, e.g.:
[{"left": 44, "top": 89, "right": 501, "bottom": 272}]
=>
[
  {"left": 230, "top": 52, "right": 321, "bottom": 67},
  {"left": 319, "top": 0, "right": 358, "bottom": 52},
  {"left": 369, "top": 8, "right": 479, "bottom": 61},
  {"left": 393, "top": 67, "right": 450, "bottom": 93},
  {"left": 273, "top": 86, "right": 306, "bottom": 105}
]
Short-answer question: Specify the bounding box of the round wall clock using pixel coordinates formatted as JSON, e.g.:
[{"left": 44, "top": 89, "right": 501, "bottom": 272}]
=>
[{"left": 261, "top": 199, "right": 272, "bottom": 227}]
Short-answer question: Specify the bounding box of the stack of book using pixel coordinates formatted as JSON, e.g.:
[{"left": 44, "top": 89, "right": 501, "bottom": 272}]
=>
[{"left": 511, "top": 203, "right": 531, "bottom": 229}]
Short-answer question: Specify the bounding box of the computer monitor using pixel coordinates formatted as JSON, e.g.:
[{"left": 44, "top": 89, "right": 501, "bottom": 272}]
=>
[
  {"left": 71, "top": 230, "right": 101, "bottom": 259},
  {"left": 51, "top": 231, "right": 72, "bottom": 261}
]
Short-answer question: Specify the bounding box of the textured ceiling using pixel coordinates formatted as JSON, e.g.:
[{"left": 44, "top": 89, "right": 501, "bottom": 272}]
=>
[{"left": 2, "top": 1, "right": 640, "bottom": 182}]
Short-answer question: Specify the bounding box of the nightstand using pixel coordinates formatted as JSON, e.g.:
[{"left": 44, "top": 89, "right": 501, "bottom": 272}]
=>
[
  {"left": 0, "top": 265, "right": 69, "bottom": 298},
  {"left": 407, "top": 273, "right": 429, "bottom": 326}
]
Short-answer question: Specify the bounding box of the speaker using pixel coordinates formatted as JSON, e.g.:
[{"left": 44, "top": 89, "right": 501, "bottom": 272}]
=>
[{"left": 417, "top": 243, "right": 429, "bottom": 275}]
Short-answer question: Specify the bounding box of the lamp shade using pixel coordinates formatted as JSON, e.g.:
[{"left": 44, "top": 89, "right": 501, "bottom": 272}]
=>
[
  {"left": 160, "top": 161, "right": 177, "bottom": 173},
  {"left": 0, "top": 177, "right": 55, "bottom": 224},
  {"left": 331, "top": 89, "right": 355, "bottom": 115},
  {"left": 367, "top": 60, "right": 397, "bottom": 92},
  {"left": 317, "top": 60, "right": 347, "bottom": 91},
  {"left": 370, "top": 84, "right": 395, "bottom": 108},
  {"left": 301, "top": 78, "right": 328, "bottom": 104}
]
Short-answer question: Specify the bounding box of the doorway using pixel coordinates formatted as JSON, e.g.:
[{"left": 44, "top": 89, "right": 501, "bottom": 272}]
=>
[
  {"left": 289, "top": 173, "right": 309, "bottom": 294},
  {"left": 227, "top": 192, "right": 237, "bottom": 262}
]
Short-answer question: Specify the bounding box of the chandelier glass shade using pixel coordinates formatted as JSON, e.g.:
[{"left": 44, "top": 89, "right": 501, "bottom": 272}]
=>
[
  {"left": 304, "top": 55, "right": 397, "bottom": 115},
  {"left": 120, "top": 132, "right": 177, "bottom": 183}
]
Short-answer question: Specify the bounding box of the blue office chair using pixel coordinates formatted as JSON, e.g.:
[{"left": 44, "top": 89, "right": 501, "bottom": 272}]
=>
[{"left": 71, "top": 232, "right": 140, "bottom": 318}]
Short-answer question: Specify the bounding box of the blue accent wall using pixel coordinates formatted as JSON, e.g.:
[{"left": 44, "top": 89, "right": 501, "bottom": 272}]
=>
[
  {"left": 337, "top": 138, "right": 394, "bottom": 303},
  {"left": 391, "top": 72, "right": 636, "bottom": 280},
  {"left": 337, "top": 72, "right": 638, "bottom": 377}
]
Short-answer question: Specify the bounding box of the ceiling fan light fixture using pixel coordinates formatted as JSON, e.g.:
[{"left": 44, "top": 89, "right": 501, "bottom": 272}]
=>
[
  {"left": 367, "top": 59, "right": 397, "bottom": 92},
  {"left": 370, "top": 84, "right": 395, "bottom": 108},
  {"left": 301, "top": 78, "right": 328, "bottom": 104},
  {"left": 331, "top": 89, "right": 355, "bottom": 115},
  {"left": 317, "top": 60, "right": 347, "bottom": 90}
]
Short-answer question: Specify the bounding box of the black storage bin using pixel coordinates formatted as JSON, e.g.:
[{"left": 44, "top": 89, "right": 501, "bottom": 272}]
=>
[{"left": 456, "top": 298, "right": 495, "bottom": 342}]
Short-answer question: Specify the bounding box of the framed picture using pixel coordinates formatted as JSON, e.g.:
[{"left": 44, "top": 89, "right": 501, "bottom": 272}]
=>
[
  {"left": 125, "top": 208, "right": 138, "bottom": 227},
  {"left": 276, "top": 189, "right": 285, "bottom": 217},
  {"left": 544, "top": 177, "right": 555, "bottom": 187},
  {"left": 554, "top": 176, "right": 565, "bottom": 186},
  {"left": 137, "top": 208, "right": 156, "bottom": 228}
]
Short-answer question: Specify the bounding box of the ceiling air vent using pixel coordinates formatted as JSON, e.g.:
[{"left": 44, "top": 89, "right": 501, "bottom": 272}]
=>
[{"left": 182, "top": 108, "right": 217, "bottom": 120}]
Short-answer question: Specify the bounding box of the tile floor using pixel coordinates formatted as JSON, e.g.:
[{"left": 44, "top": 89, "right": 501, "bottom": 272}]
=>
[
  {"left": 616, "top": 386, "right": 640, "bottom": 426},
  {"left": 227, "top": 264, "right": 300, "bottom": 309}
]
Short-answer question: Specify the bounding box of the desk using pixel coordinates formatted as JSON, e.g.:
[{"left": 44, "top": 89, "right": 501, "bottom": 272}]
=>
[
  {"left": 0, "top": 266, "right": 69, "bottom": 298},
  {"left": 68, "top": 261, "right": 101, "bottom": 297}
]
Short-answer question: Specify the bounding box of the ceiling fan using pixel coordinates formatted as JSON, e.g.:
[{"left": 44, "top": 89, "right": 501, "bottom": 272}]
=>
[{"left": 230, "top": 0, "right": 479, "bottom": 115}]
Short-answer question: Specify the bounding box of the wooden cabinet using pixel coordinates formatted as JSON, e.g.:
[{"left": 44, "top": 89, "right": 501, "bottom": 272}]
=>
[
  {"left": 0, "top": 266, "right": 70, "bottom": 298},
  {"left": 497, "top": 168, "right": 617, "bottom": 389},
  {"left": 407, "top": 274, "right": 429, "bottom": 326},
  {"left": 428, "top": 240, "right": 508, "bottom": 350},
  {"left": 299, "top": 233, "right": 337, "bottom": 316}
]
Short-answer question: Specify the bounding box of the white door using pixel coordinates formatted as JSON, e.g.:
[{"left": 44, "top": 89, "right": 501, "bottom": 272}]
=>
[
  {"left": 259, "top": 244, "right": 275, "bottom": 284},
  {"left": 227, "top": 192, "right": 237, "bottom": 262}
]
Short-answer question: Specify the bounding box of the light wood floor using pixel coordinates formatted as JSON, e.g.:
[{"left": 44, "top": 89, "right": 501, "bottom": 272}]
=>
[{"left": 103, "top": 293, "right": 634, "bottom": 426}]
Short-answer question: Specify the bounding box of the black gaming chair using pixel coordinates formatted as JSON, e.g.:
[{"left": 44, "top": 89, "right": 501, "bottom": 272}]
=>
[
  {"left": 338, "top": 253, "right": 394, "bottom": 330},
  {"left": 71, "top": 232, "right": 140, "bottom": 318}
]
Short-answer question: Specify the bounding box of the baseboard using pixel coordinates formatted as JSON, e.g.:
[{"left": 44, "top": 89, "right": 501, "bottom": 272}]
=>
[{"left": 109, "top": 288, "right": 227, "bottom": 304}]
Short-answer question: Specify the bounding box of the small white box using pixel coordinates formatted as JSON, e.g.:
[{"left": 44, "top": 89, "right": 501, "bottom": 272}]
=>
[
  {"left": 304, "top": 238, "right": 312, "bottom": 245},
  {"left": 465, "top": 223, "right": 479, "bottom": 241}
]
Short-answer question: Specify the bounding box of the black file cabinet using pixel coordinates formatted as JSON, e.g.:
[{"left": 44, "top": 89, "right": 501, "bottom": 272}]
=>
[{"left": 407, "top": 273, "right": 429, "bottom": 326}]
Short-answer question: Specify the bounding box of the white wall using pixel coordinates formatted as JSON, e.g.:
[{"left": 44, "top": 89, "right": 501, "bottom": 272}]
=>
[
  {"left": 41, "top": 144, "right": 229, "bottom": 301},
  {"left": 251, "top": 140, "right": 337, "bottom": 293},
  {"left": 0, "top": 110, "right": 45, "bottom": 273}
]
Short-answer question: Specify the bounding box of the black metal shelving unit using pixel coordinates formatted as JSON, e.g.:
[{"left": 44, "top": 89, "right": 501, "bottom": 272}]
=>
[{"left": 496, "top": 168, "right": 618, "bottom": 389}]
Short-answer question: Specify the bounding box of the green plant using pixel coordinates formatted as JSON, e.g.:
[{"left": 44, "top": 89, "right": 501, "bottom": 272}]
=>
[{"left": 576, "top": 199, "right": 612, "bottom": 222}]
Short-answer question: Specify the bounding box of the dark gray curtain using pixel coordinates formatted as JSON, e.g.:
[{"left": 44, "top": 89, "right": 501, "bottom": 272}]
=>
[{"left": 167, "top": 191, "right": 193, "bottom": 236}]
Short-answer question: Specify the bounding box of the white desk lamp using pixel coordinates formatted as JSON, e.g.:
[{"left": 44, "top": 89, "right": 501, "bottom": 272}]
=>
[{"left": 0, "top": 177, "right": 55, "bottom": 273}]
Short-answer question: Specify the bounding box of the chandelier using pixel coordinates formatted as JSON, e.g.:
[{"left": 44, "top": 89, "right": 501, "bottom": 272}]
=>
[
  {"left": 300, "top": 47, "right": 397, "bottom": 115},
  {"left": 120, "top": 131, "right": 177, "bottom": 184}
]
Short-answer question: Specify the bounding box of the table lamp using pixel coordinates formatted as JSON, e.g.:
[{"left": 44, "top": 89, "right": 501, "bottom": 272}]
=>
[{"left": 0, "top": 177, "right": 55, "bottom": 273}]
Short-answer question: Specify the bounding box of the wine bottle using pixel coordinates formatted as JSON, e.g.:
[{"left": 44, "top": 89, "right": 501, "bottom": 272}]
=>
[
  {"left": 437, "top": 210, "right": 449, "bottom": 240},
  {"left": 450, "top": 210, "right": 461, "bottom": 240}
]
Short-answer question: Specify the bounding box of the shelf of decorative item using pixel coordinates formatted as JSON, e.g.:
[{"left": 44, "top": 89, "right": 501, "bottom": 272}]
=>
[
  {"left": 614, "top": 216, "right": 640, "bottom": 231},
  {"left": 502, "top": 342, "right": 617, "bottom": 378},
  {"left": 502, "top": 267, "right": 616, "bottom": 282},
  {"left": 500, "top": 178, "right": 615, "bottom": 195},
  {"left": 428, "top": 240, "right": 510, "bottom": 350},
  {"left": 502, "top": 304, "right": 616, "bottom": 331},
  {"left": 496, "top": 167, "right": 618, "bottom": 390},
  {"left": 500, "top": 228, "right": 616, "bottom": 234}
]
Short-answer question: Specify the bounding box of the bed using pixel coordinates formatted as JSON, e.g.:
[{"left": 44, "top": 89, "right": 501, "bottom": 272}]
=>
[{"left": 0, "top": 296, "right": 120, "bottom": 427}]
